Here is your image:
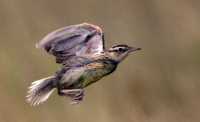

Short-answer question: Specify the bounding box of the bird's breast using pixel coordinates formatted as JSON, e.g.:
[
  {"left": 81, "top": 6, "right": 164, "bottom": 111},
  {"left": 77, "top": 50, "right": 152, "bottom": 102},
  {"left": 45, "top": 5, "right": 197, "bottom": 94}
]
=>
[
  {"left": 58, "top": 59, "right": 117, "bottom": 89},
  {"left": 82, "top": 60, "right": 117, "bottom": 87}
]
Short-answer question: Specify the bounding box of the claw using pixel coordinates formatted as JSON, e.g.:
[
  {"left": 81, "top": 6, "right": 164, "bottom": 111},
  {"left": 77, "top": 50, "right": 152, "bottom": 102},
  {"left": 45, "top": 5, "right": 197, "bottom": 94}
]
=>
[{"left": 60, "top": 89, "right": 84, "bottom": 104}]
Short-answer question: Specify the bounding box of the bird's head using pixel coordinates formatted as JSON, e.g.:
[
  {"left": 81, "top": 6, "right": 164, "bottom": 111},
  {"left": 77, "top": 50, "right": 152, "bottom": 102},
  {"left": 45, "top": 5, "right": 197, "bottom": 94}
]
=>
[{"left": 106, "top": 44, "right": 141, "bottom": 62}]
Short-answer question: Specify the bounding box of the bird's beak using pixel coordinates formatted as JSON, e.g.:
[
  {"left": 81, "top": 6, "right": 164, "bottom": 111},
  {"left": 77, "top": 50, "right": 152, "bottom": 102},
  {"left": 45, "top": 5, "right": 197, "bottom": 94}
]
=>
[{"left": 128, "top": 46, "right": 141, "bottom": 53}]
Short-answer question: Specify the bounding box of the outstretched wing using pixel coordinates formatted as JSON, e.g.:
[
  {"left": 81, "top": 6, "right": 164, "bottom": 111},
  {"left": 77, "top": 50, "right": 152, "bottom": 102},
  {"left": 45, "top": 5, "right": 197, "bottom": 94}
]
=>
[{"left": 36, "top": 23, "right": 105, "bottom": 66}]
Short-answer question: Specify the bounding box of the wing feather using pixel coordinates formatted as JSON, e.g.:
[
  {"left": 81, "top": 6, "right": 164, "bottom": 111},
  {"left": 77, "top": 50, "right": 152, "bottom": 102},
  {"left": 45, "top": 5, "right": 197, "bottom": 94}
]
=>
[{"left": 36, "top": 23, "right": 105, "bottom": 66}]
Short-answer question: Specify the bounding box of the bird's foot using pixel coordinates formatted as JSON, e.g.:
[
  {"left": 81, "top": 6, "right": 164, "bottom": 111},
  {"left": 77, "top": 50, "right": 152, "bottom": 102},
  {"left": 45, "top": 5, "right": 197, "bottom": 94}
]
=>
[{"left": 60, "top": 89, "right": 84, "bottom": 104}]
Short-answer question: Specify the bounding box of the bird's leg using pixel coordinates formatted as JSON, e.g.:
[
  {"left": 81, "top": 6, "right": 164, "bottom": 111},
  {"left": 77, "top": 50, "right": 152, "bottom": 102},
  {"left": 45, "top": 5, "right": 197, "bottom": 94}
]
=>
[{"left": 60, "top": 89, "right": 84, "bottom": 104}]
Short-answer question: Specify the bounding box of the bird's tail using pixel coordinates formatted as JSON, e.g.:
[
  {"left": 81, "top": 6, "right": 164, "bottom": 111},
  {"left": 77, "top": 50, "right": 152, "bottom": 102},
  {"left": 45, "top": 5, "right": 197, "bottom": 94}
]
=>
[{"left": 26, "top": 76, "right": 56, "bottom": 106}]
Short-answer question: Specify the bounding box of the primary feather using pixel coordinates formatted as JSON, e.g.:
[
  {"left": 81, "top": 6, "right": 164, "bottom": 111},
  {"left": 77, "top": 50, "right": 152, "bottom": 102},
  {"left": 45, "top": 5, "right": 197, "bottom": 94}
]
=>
[{"left": 36, "top": 23, "right": 105, "bottom": 66}]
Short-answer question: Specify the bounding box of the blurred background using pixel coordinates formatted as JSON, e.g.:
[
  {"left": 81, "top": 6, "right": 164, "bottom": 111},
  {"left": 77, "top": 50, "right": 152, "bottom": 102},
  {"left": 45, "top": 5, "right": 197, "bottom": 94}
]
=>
[{"left": 0, "top": 0, "right": 200, "bottom": 122}]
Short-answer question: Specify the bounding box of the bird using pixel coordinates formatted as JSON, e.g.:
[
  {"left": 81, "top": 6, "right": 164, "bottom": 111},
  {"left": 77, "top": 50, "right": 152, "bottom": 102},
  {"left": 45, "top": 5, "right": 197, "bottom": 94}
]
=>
[{"left": 26, "top": 23, "right": 141, "bottom": 106}]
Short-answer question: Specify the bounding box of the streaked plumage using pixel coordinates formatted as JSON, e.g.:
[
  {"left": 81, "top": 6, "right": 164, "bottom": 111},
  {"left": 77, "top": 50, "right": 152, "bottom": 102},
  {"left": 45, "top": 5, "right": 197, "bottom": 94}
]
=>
[{"left": 26, "top": 23, "right": 141, "bottom": 106}]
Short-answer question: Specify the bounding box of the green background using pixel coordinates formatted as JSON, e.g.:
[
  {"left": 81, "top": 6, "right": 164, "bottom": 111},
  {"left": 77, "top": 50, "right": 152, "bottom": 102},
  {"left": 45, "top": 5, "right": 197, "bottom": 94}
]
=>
[{"left": 0, "top": 0, "right": 200, "bottom": 122}]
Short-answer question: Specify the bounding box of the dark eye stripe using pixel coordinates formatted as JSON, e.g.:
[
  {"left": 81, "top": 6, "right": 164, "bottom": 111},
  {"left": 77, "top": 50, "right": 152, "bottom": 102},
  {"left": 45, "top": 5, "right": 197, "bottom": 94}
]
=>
[{"left": 108, "top": 46, "right": 129, "bottom": 52}]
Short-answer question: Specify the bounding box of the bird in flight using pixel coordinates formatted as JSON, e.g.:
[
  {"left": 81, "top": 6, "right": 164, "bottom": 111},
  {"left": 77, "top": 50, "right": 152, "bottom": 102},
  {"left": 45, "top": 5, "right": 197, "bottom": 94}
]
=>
[{"left": 26, "top": 23, "right": 141, "bottom": 106}]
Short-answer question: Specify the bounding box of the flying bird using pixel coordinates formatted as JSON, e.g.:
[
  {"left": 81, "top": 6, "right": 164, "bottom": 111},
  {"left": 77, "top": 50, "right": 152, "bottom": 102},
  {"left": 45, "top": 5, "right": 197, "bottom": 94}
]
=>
[{"left": 26, "top": 23, "right": 141, "bottom": 106}]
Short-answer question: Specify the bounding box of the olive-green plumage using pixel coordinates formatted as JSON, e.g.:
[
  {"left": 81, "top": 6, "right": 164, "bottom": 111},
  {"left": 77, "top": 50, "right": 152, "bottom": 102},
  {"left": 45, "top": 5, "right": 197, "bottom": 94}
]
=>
[{"left": 82, "top": 60, "right": 117, "bottom": 87}]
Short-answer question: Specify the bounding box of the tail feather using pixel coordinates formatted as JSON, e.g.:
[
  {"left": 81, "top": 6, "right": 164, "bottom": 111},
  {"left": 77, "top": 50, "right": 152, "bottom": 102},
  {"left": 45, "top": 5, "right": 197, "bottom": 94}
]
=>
[{"left": 26, "top": 76, "right": 56, "bottom": 106}]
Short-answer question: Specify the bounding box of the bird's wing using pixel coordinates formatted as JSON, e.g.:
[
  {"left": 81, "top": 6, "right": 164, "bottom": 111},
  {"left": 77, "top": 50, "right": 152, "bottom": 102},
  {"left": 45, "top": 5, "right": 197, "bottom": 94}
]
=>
[{"left": 36, "top": 23, "right": 105, "bottom": 66}]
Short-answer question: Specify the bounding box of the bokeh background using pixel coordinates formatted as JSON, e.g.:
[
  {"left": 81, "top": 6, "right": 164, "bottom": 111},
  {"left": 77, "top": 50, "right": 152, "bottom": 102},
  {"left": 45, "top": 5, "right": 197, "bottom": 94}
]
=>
[{"left": 0, "top": 0, "right": 200, "bottom": 122}]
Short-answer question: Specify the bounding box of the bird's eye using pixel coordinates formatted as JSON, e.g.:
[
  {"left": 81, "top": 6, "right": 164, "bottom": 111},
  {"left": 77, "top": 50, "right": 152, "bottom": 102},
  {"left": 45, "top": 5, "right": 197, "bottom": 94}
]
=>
[
  {"left": 119, "top": 48, "right": 123, "bottom": 52},
  {"left": 118, "top": 48, "right": 125, "bottom": 52}
]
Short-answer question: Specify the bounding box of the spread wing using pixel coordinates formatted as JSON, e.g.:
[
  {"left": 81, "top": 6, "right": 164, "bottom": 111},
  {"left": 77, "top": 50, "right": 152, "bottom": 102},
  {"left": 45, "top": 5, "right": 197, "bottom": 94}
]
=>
[{"left": 36, "top": 23, "right": 105, "bottom": 66}]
